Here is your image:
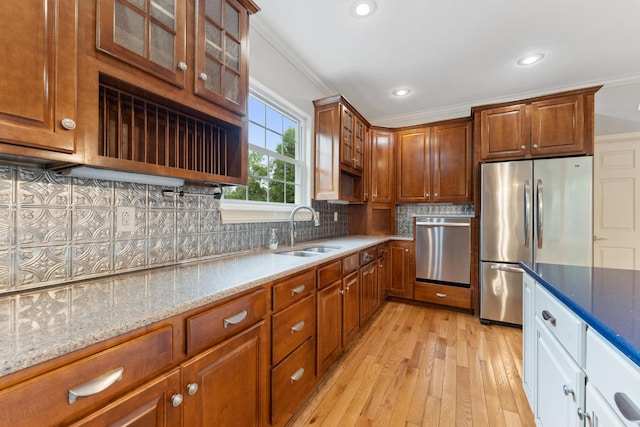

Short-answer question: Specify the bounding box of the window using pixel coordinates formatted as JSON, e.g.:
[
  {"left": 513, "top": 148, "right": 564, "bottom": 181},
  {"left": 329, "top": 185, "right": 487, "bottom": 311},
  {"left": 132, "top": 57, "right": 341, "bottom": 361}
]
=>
[{"left": 220, "top": 81, "right": 311, "bottom": 222}]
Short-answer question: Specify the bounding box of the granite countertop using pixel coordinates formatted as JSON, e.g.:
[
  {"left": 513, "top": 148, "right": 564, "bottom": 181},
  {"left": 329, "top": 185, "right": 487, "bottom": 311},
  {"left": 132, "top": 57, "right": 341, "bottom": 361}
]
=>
[
  {"left": 0, "top": 235, "right": 411, "bottom": 378},
  {"left": 520, "top": 262, "right": 640, "bottom": 367}
]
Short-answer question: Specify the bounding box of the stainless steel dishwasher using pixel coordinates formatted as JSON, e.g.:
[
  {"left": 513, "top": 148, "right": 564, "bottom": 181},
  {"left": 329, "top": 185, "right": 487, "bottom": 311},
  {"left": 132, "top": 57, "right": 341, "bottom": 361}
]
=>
[{"left": 416, "top": 217, "right": 471, "bottom": 287}]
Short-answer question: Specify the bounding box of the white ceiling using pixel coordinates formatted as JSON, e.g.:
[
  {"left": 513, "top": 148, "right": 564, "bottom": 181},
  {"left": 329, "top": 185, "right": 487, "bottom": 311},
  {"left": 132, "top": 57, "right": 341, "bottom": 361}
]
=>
[{"left": 251, "top": 0, "right": 640, "bottom": 131}]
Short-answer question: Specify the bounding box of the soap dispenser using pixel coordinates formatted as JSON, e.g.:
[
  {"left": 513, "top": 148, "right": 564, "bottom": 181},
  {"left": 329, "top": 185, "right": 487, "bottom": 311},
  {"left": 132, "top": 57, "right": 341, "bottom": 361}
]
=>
[{"left": 269, "top": 228, "right": 279, "bottom": 250}]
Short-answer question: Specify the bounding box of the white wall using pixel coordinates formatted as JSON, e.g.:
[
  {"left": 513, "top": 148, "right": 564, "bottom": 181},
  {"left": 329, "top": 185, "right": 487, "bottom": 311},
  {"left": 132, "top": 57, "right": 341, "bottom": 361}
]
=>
[{"left": 249, "top": 25, "right": 330, "bottom": 118}]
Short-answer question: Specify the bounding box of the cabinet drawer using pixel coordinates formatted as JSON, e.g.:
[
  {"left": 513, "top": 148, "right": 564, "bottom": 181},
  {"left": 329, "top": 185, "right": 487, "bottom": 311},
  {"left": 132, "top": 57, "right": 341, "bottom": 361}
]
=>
[
  {"left": 317, "top": 260, "right": 341, "bottom": 290},
  {"left": 586, "top": 329, "right": 640, "bottom": 426},
  {"left": 343, "top": 253, "right": 359, "bottom": 276},
  {"left": 535, "top": 284, "right": 585, "bottom": 365},
  {"left": 271, "top": 337, "right": 316, "bottom": 425},
  {"left": 0, "top": 326, "right": 174, "bottom": 427},
  {"left": 272, "top": 294, "right": 316, "bottom": 365},
  {"left": 414, "top": 282, "right": 471, "bottom": 309},
  {"left": 359, "top": 247, "right": 377, "bottom": 265},
  {"left": 273, "top": 269, "right": 315, "bottom": 311},
  {"left": 186, "top": 288, "right": 267, "bottom": 355}
]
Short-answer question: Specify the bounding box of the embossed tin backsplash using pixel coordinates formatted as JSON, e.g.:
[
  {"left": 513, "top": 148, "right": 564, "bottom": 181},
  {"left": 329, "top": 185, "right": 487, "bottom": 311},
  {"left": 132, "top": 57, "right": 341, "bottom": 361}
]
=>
[{"left": 0, "top": 166, "right": 348, "bottom": 294}]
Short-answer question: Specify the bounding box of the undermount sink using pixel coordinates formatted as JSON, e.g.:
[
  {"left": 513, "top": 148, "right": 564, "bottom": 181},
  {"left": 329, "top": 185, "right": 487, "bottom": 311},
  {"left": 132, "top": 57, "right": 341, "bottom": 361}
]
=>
[
  {"left": 299, "top": 246, "right": 341, "bottom": 253},
  {"left": 275, "top": 246, "right": 341, "bottom": 257},
  {"left": 276, "top": 250, "right": 320, "bottom": 257}
]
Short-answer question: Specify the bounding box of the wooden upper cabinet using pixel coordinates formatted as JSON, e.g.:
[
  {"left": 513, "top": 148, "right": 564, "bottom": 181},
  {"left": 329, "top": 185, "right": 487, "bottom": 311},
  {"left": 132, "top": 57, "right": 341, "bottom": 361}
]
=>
[
  {"left": 370, "top": 129, "right": 395, "bottom": 203},
  {"left": 340, "top": 106, "right": 355, "bottom": 169},
  {"left": 353, "top": 116, "right": 366, "bottom": 171},
  {"left": 432, "top": 120, "right": 472, "bottom": 202},
  {"left": 478, "top": 104, "right": 529, "bottom": 160},
  {"left": 313, "top": 96, "right": 368, "bottom": 202},
  {"left": 194, "top": 0, "right": 250, "bottom": 115},
  {"left": 476, "top": 86, "right": 600, "bottom": 161},
  {"left": 97, "top": 0, "right": 187, "bottom": 88},
  {"left": 97, "top": 0, "right": 255, "bottom": 116},
  {"left": 396, "top": 128, "right": 431, "bottom": 203},
  {"left": 0, "top": 0, "right": 78, "bottom": 154},
  {"left": 531, "top": 95, "right": 585, "bottom": 156},
  {"left": 396, "top": 120, "right": 472, "bottom": 203}
]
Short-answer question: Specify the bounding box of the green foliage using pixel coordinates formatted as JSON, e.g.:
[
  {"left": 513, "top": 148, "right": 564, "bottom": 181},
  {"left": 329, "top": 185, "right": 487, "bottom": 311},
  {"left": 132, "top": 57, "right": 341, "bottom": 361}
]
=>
[{"left": 224, "top": 128, "right": 297, "bottom": 203}]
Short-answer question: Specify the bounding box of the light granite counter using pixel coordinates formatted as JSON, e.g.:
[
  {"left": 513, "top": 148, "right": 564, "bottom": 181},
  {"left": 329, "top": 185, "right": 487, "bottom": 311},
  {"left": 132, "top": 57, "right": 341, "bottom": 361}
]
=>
[{"left": 0, "top": 235, "right": 411, "bottom": 378}]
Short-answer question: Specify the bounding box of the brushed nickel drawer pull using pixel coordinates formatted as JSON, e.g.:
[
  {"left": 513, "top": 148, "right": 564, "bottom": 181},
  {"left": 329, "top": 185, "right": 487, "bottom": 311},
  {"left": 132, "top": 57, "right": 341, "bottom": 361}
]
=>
[
  {"left": 542, "top": 310, "right": 556, "bottom": 327},
  {"left": 223, "top": 310, "right": 248, "bottom": 328},
  {"left": 291, "top": 285, "right": 305, "bottom": 296},
  {"left": 290, "top": 367, "right": 305, "bottom": 383},
  {"left": 614, "top": 392, "right": 640, "bottom": 422},
  {"left": 68, "top": 367, "right": 124, "bottom": 404},
  {"left": 291, "top": 321, "right": 305, "bottom": 334},
  {"left": 436, "top": 293, "right": 447, "bottom": 298}
]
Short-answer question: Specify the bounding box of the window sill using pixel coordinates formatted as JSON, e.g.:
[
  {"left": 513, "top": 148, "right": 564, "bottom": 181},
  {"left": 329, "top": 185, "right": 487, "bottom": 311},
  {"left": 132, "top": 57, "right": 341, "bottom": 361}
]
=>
[{"left": 219, "top": 201, "right": 313, "bottom": 224}]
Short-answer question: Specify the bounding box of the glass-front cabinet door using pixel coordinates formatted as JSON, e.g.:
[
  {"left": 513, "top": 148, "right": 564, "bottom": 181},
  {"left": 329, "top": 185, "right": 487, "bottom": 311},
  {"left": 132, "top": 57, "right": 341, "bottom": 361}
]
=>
[
  {"left": 97, "top": 0, "right": 187, "bottom": 87},
  {"left": 194, "top": 0, "right": 249, "bottom": 115}
]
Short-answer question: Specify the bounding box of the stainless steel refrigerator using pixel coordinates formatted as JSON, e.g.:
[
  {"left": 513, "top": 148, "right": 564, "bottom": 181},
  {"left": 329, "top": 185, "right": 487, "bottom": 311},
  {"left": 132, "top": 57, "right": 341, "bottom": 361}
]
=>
[{"left": 479, "top": 156, "right": 593, "bottom": 325}]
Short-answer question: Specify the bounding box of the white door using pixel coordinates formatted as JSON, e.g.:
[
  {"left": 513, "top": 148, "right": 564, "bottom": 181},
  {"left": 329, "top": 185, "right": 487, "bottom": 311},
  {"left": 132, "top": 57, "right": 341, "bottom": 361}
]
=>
[{"left": 593, "top": 132, "right": 640, "bottom": 269}]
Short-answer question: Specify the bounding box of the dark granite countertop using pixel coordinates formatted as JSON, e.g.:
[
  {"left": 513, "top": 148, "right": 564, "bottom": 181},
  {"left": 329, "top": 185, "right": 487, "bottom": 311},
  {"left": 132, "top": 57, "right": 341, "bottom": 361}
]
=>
[{"left": 520, "top": 262, "right": 640, "bottom": 367}]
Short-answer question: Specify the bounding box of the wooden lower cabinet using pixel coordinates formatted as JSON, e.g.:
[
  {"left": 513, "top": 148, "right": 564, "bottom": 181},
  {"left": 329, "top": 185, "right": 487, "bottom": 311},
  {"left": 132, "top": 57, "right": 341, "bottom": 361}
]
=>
[
  {"left": 69, "top": 369, "right": 182, "bottom": 427},
  {"left": 316, "top": 280, "right": 343, "bottom": 377},
  {"left": 342, "top": 270, "right": 360, "bottom": 347},
  {"left": 388, "top": 241, "right": 413, "bottom": 299},
  {"left": 413, "top": 282, "right": 471, "bottom": 309},
  {"left": 377, "top": 244, "right": 389, "bottom": 304},
  {"left": 182, "top": 320, "right": 267, "bottom": 427},
  {"left": 271, "top": 337, "right": 316, "bottom": 426},
  {"left": 359, "top": 260, "right": 378, "bottom": 325}
]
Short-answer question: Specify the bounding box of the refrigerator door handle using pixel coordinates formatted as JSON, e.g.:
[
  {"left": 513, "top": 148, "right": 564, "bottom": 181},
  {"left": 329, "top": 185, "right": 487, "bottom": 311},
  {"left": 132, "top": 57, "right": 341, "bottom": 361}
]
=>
[
  {"left": 490, "top": 264, "right": 525, "bottom": 273},
  {"left": 524, "top": 180, "right": 531, "bottom": 248},
  {"left": 536, "top": 179, "right": 544, "bottom": 249}
]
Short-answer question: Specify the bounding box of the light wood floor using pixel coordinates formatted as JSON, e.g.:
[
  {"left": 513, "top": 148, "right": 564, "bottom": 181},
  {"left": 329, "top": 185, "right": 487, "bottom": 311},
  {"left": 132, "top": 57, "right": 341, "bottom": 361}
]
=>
[{"left": 289, "top": 301, "right": 535, "bottom": 427}]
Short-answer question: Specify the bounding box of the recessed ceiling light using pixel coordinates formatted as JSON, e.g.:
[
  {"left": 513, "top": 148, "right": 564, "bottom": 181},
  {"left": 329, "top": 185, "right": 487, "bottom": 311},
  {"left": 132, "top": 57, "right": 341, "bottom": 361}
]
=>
[
  {"left": 392, "top": 88, "right": 411, "bottom": 97},
  {"left": 517, "top": 53, "right": 545, "bottom": 66},
  {"left": 350, "top": 0, "right": 377, "bottom": 18}
]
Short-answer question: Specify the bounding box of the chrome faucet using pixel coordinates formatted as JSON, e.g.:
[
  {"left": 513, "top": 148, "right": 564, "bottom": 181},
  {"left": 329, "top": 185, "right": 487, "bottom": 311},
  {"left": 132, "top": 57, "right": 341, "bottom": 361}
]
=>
[{"left": 289, "top": 205, "right": 320, "bottom": 247}]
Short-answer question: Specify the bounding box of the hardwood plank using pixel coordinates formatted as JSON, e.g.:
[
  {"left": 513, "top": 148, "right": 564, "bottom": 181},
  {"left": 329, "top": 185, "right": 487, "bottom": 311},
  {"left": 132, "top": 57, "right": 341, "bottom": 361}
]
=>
[{"left": 289, "top": 302, "right": 535, "bottom": 427}]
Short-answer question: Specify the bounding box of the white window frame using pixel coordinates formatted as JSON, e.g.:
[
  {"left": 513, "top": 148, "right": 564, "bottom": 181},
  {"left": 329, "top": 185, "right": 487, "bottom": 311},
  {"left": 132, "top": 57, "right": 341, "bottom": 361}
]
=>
[{"left": 219, "top": 79, "right": 313, "bottom": 223}]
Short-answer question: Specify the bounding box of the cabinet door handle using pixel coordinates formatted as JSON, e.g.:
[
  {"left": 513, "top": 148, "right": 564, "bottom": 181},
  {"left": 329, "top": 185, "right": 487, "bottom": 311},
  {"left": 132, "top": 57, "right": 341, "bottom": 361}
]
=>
[
  {"left": 291, "top": 285, "right": 305, "bottom": 296},
  {"left": 290, "top": 321, "right": 305, "bottom": 334},
  {"left": 520, "top": 145, "right": 526, "bottom": 150},
  {"left": 61, "top": 118, "right": 76, "bottom": 130},
  {"left": 171, "top": 394, "right": 184, "bottom": 407},
  {"left": 223, "top": 310, "right": 248, "bottom": 328},
  {"left": 290, "top": 367, "right": 305, "bottom": 383},
  {"left": 177, "top": 61, "right": 187, "bottom": 71},
  {"left": 542, "top": 310, "right": 556, "bottom": 327},
  {"left": 577, "top": 408, "right": 591, "bottom": 423},
  {"left": 339, "top": 289, "right": 345, "bottom": 295},
  {"left": 199, "top": 72, "right": 208, "bottom": 81},
  {"left": 187, "top": 383, "right": 199, "bottom": 395},
  {"left": 562, "top": 384, "right": 575, "bottom": 398},
  {"left": 68, "top": 367, "right": 124, "bottom": 404},
  {"left": 436, "top": 293, "right": 447, "bottom": 298},
  {"left": 614, "top": 392, "right": 640, "bottom": 422}
]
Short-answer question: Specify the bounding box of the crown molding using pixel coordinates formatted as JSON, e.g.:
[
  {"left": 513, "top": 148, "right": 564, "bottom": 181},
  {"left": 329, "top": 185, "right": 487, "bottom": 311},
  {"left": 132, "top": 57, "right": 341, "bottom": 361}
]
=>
[
  {"left": 371, "top": 73, "right": 640, "bottom": 128},
  {"left": 250, "top": 17, "right": 336, "bottom": 97}
]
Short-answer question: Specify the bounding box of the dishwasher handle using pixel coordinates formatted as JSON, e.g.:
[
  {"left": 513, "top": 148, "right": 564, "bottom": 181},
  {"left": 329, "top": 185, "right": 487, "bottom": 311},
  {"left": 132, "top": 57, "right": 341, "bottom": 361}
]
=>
[{"left": 416, "top": 222, "right": 470, "bottom": 227}]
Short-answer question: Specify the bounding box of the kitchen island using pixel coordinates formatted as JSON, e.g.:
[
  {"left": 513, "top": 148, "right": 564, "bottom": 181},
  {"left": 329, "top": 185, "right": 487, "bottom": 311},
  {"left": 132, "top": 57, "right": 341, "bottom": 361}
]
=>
[{"left": 521, "top": 262, "right": 640, "bottom": 426}]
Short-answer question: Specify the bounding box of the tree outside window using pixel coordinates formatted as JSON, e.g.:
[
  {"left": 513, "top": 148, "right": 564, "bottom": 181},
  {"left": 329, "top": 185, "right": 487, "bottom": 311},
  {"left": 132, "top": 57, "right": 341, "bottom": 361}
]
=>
[{"left": 224, "top": 95, "right": 301, "bottom": 204}]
